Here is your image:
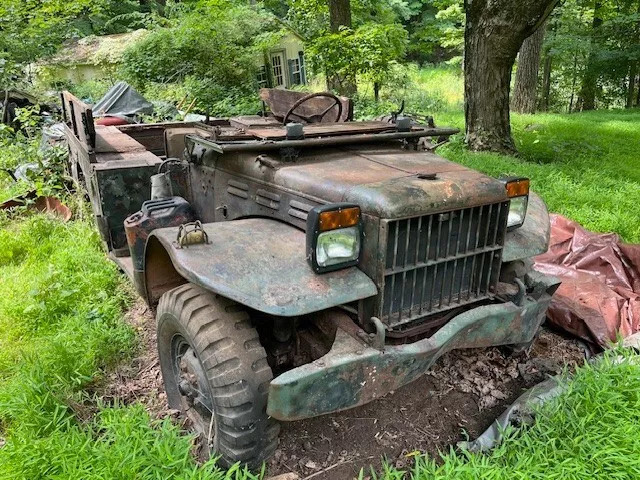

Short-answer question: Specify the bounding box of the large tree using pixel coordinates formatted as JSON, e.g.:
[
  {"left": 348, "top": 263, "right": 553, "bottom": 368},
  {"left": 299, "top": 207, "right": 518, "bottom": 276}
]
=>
[
  {"left": 463, "top": 0, "right": 559, "bottom": 153},
  {"left": 327, "top": 0, "right": 357, "bottom": 95},
  {"left": 626, "top": 1, "right": 640, "bottom": 108},
  {"left": 512, "top": 21, "right": 547, "bottom": 114},
  {"left": 579, "top": 1, "right": 603, "bottom": 110}
]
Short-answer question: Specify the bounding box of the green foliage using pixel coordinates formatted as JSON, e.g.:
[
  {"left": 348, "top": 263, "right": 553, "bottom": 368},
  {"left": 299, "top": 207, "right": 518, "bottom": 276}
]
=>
[
  {"left": 87, "top": 0, "right": 166, "bottom": 35},
  {"left": 373, "top": 349, "right": 640, "bottom": 479},
  {"left": 284, "top": 0, "right": 409, "bottom": 91},
  {"left": 67, "top": 78, "right": 115, "bottom": 104},
  {"left": 0, "top": 0, "right": 164, "bottom": 87},
  {"left": 541, "top": 0, "right": 640, "bottom": 111},
  {"left": 403, "top": 0, "right": 464, "bottom": 62},
  {"left": 0, "top": 0, "right": 93, "bottom": 85},
  {"left": 307, "top": 23, "right": 408, "bottom": 91},
  {"left": 121, "top": 1, "right": 275, "bottom": 114},
  {"left": 0, "top": 108, "right": 71, "bottom": 202}
]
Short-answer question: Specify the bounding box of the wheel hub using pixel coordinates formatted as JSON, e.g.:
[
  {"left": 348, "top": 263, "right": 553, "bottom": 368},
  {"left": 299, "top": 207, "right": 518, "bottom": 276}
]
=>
[{"left": 172, "top": 338, "right": 215, "bottom": 445}]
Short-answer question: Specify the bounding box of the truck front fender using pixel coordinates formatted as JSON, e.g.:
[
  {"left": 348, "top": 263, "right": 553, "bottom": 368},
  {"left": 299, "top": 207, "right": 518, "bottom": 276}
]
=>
[
  {"left": 144, "top": 218, "right": 377, "bottom": 316},
  {"left": 502, "top": 192, "right": 550, "bottom": 263}
]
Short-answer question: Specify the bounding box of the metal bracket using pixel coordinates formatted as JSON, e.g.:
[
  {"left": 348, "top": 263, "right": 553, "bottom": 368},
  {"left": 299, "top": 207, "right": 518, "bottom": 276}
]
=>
[
  {"left": 513, "top": 278, "right": 526, "bottom": 306},
  {"left": 370, "top": 317, "right": 386, "bottom": 351}
]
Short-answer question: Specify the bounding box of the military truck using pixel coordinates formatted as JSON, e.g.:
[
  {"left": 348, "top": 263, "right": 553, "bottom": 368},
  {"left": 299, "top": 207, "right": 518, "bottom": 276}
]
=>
[{"left": 62, "top": 89, "right": 558, "bottom": 469}]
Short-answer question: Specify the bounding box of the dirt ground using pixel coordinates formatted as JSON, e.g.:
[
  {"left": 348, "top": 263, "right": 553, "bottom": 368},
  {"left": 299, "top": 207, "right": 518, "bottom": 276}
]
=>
[{"left": 103, "top": 300, "right": 586, "bottom": 479}]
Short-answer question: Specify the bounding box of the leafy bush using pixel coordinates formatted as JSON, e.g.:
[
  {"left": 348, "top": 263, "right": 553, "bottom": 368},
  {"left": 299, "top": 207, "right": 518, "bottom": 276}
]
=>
[
  {"left": 307, "top": 23, "right": 408, "bottom": 92},
  {"left": 0, "top": 108, "right": 71, "bottom": 202},
  {"left": 67, "top": 79, "right": 114, "bottom": 104},
  {"left": 121, "top": 1, "right": 277, "bottom": 114}
]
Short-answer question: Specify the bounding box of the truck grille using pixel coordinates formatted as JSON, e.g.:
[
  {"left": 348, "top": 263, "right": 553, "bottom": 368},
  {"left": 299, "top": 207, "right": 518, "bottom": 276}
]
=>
[{"left": 379, "top": 201, "right": 509, "bottom": 327}]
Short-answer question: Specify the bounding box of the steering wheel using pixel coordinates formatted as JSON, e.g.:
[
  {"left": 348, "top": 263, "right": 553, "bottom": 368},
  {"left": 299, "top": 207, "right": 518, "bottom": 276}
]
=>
[{"left": 283, "top": 92, "right": 343, "bottom": 125}]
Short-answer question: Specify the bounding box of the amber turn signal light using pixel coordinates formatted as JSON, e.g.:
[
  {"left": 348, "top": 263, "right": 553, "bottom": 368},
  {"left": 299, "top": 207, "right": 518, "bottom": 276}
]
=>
[
  {"left": 318, "top": 206, "right": 361, "bottom": 232},
  {"left": 505, "top": 178, "right": 530, "bottom": 198}
]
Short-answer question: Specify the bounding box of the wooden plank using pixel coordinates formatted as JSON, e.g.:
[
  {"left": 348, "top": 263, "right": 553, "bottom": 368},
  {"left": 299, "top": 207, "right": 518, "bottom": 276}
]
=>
[
  {"left": 230, "top": 115, "right": 282, "bottom": 129},
  {"left": 61, "top": 91, "right": 96, "bottom": 149},
  {"left": 95, "top": 125, "right": 149, "bottom": 154},
  {"left": 245, "top": 121, "right": 395, "bottom": 140},
  {"left": 94, "top": 151, "right": 163, "bottom": 169}
]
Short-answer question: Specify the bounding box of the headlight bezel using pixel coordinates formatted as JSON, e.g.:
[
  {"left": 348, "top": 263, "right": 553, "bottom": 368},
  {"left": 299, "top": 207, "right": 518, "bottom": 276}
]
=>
[{"left": 306, "top": 203, "right": 362, "bottom": 273}]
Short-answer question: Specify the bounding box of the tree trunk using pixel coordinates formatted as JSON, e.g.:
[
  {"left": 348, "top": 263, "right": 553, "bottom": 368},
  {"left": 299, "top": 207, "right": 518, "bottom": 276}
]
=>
[
  {"left": 329, "top": 0, "right": 351, "bottom": 33},
  {"left": 464, "top": 0, "right": 559, "bottom": 153},
  {"left": 627, "top": 62, "right": 637, "bottom": 109},
  {"left": 569, "top": 51, "right": 579, "bottom": 112},
  {"left": 579, "top": 1, "right": 603, "bottom": 111},
  {"left": 512, "top": 21, "right": 547, "bottom": 113},
  {"left": 328, "top": 0, "right": 356, "bottom": 96},
  {"left": 540, "top": 50, "right": 552, "bottom": 111},
  {"left": 629, "top": 2, "right": 640, "bottom": 109},
  {"left": 539, "top": 18, "right": 556, "bottom": 112}
]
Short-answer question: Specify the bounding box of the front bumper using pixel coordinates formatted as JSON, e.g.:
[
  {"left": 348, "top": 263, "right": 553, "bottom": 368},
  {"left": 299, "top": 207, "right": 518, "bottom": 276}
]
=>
[{"left": 267, "top": 271, "right": 560, "bottom": 421}]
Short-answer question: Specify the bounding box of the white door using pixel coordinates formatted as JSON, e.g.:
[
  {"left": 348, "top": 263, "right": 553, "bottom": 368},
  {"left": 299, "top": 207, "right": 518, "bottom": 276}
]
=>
[{"left": 271, "top": 52, "right": 286, "bottom": 88}]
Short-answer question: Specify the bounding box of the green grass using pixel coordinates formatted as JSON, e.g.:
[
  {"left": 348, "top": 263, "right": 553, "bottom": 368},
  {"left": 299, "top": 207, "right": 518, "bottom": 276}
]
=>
[
  {"left": 0, "top": 214, "right": 257, "bottom": 479},
  {"left": 372, "top": 349, "right": 640, "bottom": 480}
]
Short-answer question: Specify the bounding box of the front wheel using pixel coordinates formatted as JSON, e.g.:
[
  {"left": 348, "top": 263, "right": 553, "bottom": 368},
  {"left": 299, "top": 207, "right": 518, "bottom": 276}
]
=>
[{"left": 156, "top": 283, "right": 279, "bottom": 469}]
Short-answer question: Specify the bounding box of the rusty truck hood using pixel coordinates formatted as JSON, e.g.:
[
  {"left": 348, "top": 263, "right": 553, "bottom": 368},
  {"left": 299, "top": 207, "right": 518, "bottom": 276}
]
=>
[{"left": 273, "top": 145, "right": 508, "bottom": 218}]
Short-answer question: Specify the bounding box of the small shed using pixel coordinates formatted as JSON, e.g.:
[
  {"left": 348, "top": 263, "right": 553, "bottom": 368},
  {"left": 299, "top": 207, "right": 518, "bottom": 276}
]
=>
[
  {"left": 36, "top": 22, "right": 307, "bottom": 91},
  {"left": 257, "top": 27, "right": 307, "bottom": 89},
  {"left": 35, "top": 30, "right": 149, "bottom": 85}
]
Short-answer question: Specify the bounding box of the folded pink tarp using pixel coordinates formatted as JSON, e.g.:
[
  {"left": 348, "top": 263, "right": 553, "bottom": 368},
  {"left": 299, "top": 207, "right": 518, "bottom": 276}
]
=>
[{"left": 534, "top": 215, "right": 640, "bottom": 348}]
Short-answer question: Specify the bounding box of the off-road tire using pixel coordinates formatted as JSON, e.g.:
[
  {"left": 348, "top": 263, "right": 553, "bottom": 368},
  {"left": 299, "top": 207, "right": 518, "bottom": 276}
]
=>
[{"left": 157, "top": 283, "right": 279, "bottom": 469}]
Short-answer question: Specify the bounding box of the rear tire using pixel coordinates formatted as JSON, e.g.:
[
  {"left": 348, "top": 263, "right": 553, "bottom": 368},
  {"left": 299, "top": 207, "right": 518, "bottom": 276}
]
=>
[{"left": 157, "top": 283, "right": 279, "bottom": 469}]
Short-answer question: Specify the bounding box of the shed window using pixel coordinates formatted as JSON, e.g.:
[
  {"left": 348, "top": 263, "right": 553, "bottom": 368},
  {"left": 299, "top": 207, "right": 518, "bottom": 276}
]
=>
[
  {"left": 298, "top": 51, "right": 307, "bottom": 85},
  {"left": 290, "top": 58, "right": 302, "bottom": 85}
]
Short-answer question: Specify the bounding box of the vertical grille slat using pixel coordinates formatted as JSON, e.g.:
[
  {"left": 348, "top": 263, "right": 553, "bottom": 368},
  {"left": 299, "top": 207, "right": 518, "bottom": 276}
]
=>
[
  {"left": 449, "top": 209, "right": 465, "bottom": 305},
  {"left": 380, "top": 201, "right": 508, "bottom": 327},
  {"left": 398, "top": 219, "right": 412, "bottom": 322},
  {"left": 408, "top": 216, "right": 423, "bottom": 317}
]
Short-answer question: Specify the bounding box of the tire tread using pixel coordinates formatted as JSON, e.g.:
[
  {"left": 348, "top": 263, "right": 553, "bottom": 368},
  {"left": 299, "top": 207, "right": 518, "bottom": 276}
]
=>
[{"left": 156, "top": 284, "right": 279, "bottom": 469}]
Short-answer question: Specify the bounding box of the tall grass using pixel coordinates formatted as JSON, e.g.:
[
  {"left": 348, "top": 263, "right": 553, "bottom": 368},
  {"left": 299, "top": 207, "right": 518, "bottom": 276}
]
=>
[{"left": 0, "top": 214, "right": 257, "bottom": 478}]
